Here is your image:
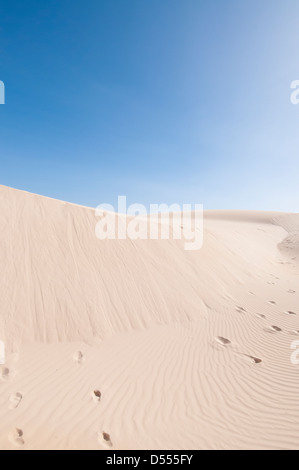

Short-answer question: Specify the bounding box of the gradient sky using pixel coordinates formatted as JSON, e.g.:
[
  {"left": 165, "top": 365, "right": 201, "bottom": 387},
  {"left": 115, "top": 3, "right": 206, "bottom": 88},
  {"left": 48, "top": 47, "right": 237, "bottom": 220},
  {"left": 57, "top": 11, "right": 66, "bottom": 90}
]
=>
[{"left": 0, "top": 0, "right": 299, "bottom": 211}]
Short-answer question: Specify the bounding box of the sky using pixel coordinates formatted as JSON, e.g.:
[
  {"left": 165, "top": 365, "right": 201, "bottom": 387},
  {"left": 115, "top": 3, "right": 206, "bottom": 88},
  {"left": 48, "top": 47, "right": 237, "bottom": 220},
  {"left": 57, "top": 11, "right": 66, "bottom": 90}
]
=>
[{"left": 0, "top": 0, "right": 299, "bottom": 212}]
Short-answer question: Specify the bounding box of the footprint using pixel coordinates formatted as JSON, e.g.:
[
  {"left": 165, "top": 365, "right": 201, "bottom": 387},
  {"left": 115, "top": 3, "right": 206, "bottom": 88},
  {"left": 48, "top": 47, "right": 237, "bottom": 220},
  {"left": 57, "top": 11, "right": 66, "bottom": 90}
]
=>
[
  {"left": 9, "top": 393, "right": 23, "bottom": 410},
  {"left": 265, "top": 325, "right": 282, "bottom": 333},
  {"left": 236, "top": 306, "right": 247, "bottom": 313},
  {"left": 243, "top": 355, "right": 262, "bottom": 364},
  {"left": 216, "top": 336, "right": 231, "bottom": 346},
  {"left": 0, "top": 367, "right": 10, "bottom": 381},
  {"left": 9, "top": 428, "right": 24, "bottom": 447},
  {"left": 99, "top": 431, "right": 113, "bottom": 447},
  {"left": 73, "top": 351, "right": 84, "bottom": 364},
  {"left": 288, "top": 290, "right": 296, "bottom": 294},
  {"left": 285, "top": 311, "right": 297, "bottom": 316},
  {"left": 256, "top": 314, "right": 266, "bottom": 319},
  {"left": 268, "top": 301, "right": 276, "bottom": 305},
  {"left": 289, "top": 330, "right": 299, "bottom": 336},
  {"left": 92, "top": 390, "right": 102, "bottom": 403}
]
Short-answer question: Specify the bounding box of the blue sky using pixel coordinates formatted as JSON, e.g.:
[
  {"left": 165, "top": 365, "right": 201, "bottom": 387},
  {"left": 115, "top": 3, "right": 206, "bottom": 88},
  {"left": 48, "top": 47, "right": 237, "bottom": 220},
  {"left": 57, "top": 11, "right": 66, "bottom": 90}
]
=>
[{"left": 0, "top": 0, "right": 299, "bottom": 211}]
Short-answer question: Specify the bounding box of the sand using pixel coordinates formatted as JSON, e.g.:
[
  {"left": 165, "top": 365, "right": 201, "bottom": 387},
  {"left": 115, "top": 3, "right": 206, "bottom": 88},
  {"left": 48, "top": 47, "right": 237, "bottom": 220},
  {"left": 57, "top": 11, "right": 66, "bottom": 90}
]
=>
[{"left": 0, "top": 184, "right": 298, "bottom": 450}]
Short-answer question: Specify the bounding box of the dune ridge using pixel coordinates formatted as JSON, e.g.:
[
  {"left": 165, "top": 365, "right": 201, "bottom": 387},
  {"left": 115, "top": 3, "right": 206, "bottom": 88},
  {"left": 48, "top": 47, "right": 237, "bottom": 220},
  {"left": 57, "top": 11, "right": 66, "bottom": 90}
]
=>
[{"left": 0, "top": 184, "right": 298, "bottom": 450}]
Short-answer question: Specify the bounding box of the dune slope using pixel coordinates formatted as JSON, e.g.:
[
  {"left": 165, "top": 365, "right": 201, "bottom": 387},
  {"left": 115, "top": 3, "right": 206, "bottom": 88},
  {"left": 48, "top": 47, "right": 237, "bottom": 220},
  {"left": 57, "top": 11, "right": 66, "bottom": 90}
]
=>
[{"left": 0, "top": 185, "right": 298, "bottom": 450}]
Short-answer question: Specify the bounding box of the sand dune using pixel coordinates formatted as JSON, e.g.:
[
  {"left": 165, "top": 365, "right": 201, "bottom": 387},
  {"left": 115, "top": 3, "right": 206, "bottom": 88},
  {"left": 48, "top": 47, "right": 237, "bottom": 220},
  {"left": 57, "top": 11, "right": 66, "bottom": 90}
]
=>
[{"left": 0, "top": 185, "right": 298, "bottom": 450}]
